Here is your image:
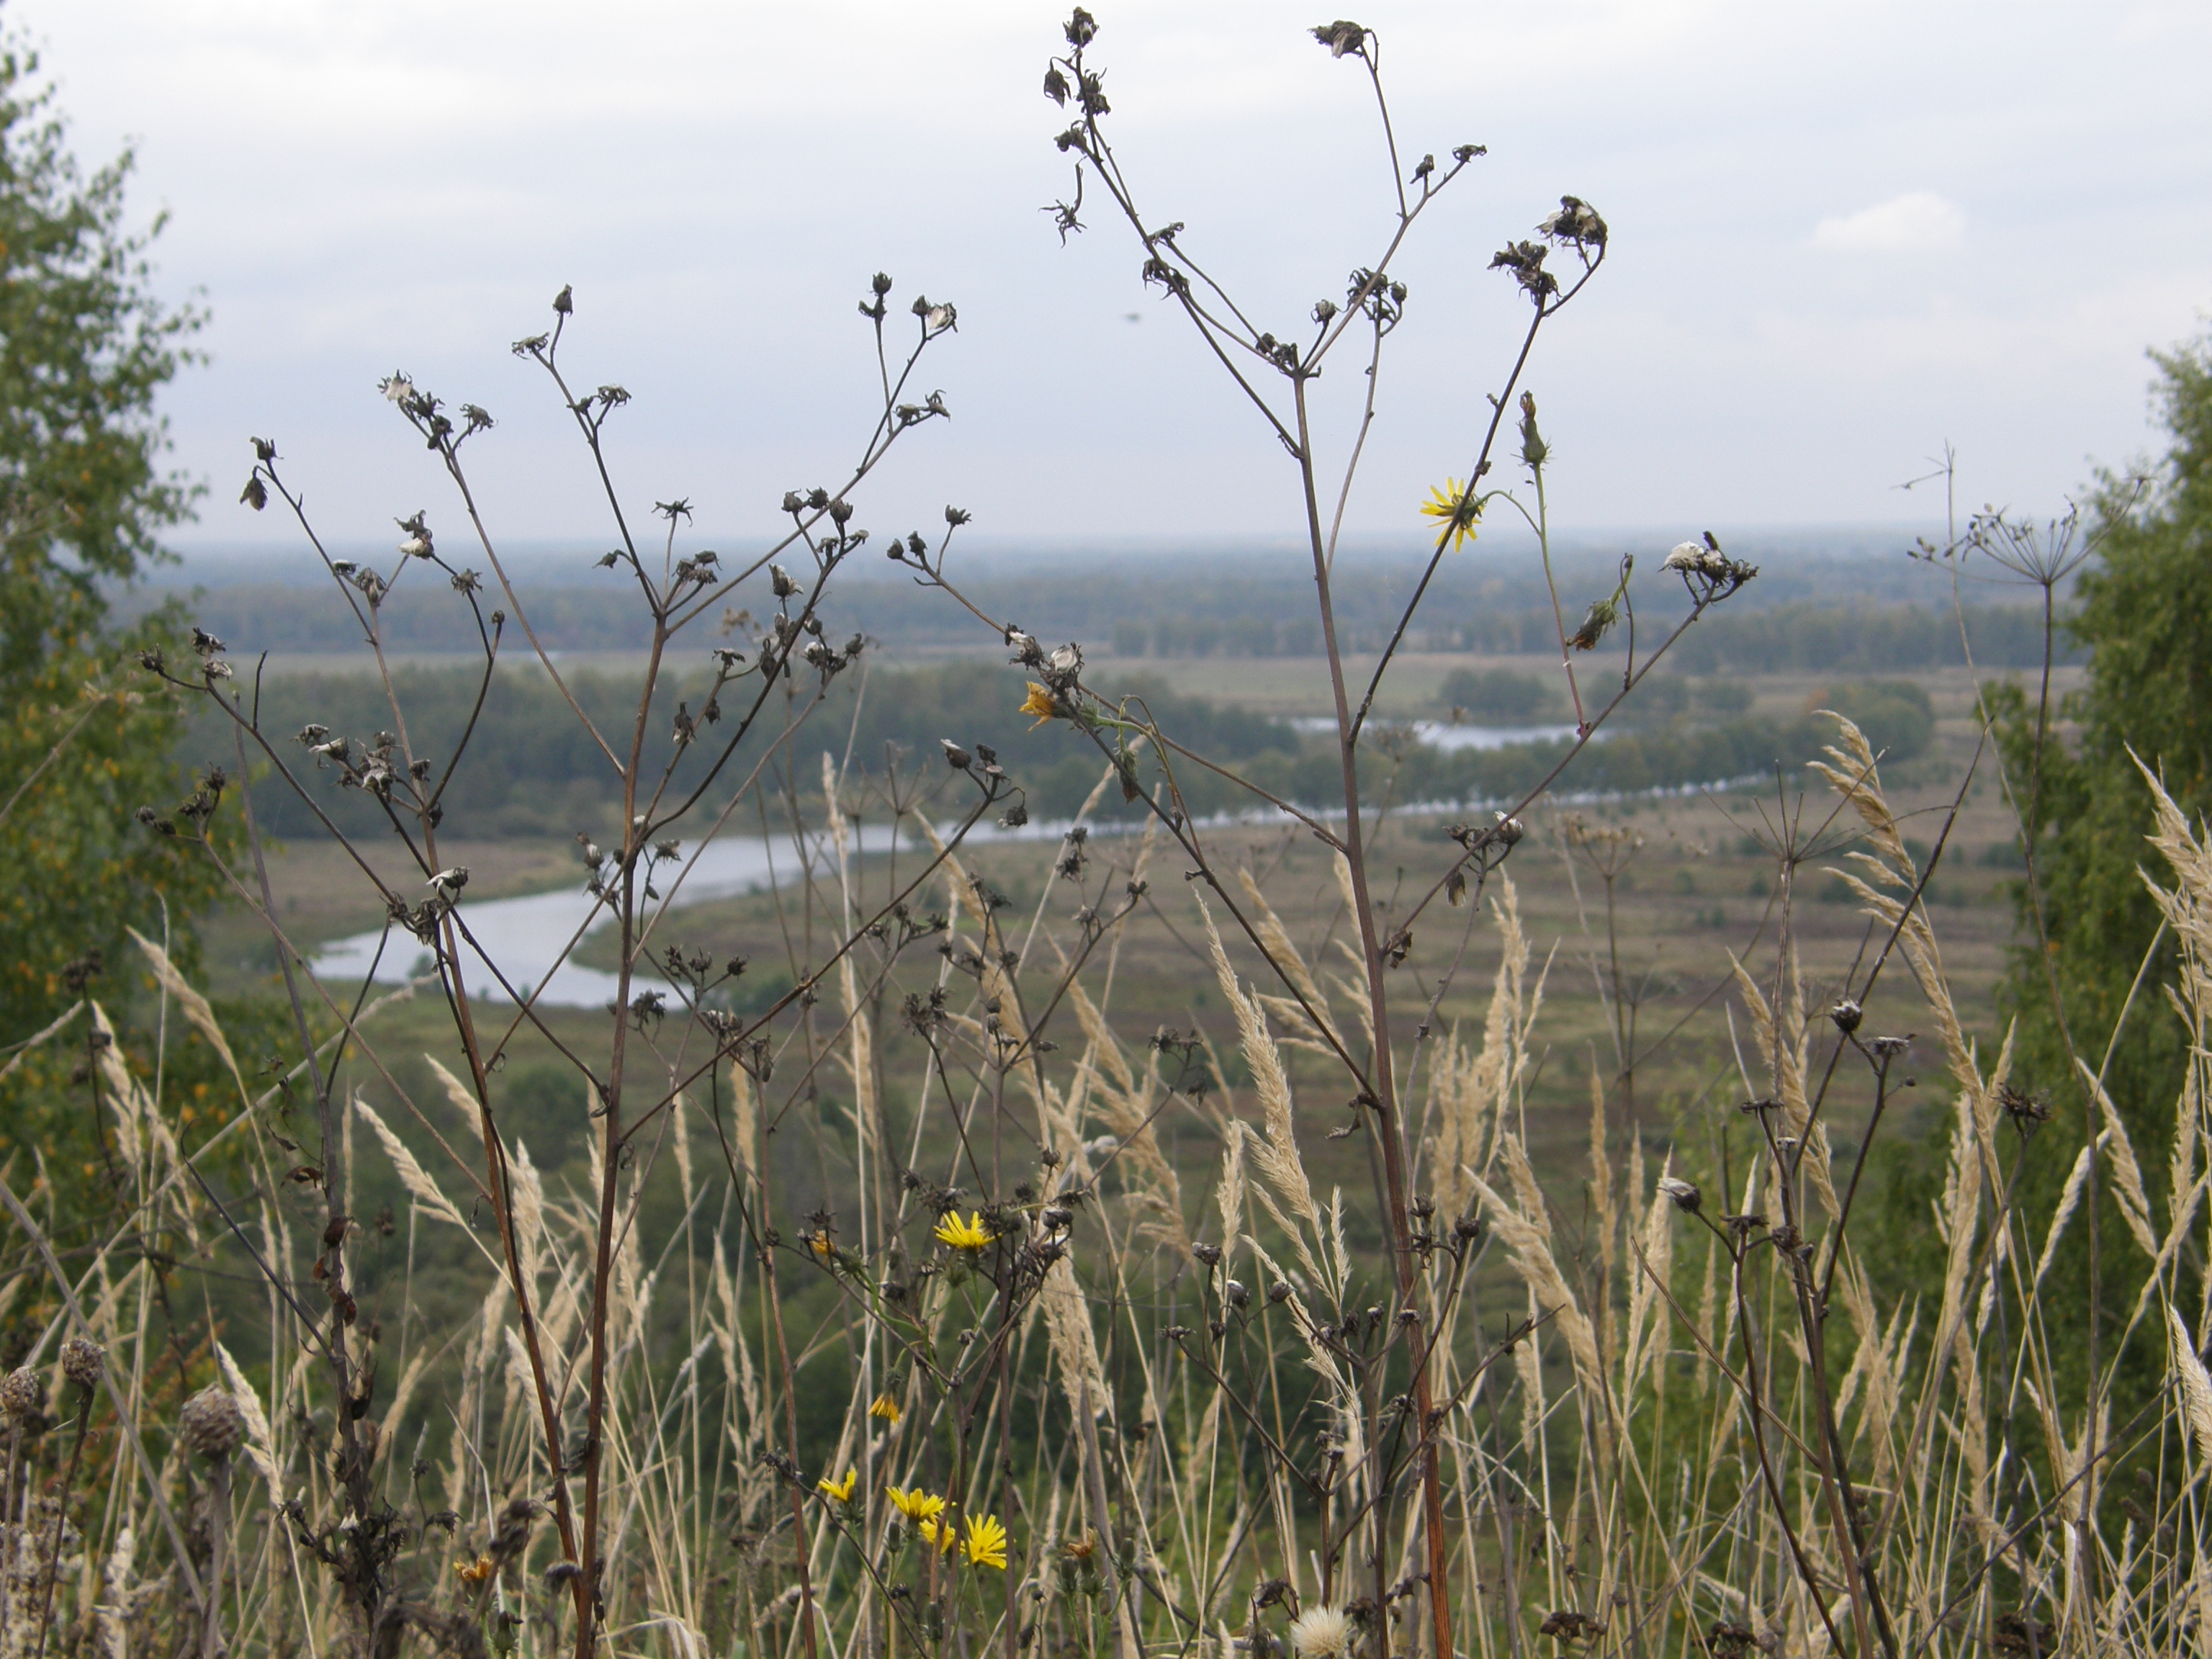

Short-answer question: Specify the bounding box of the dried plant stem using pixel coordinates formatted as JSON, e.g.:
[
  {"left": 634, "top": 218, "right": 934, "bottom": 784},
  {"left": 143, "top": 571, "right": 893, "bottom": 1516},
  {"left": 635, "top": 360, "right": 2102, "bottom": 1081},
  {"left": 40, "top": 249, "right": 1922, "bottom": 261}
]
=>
[
  {"left": 28, "top": 1384, "right": 91, "bottom": 1659},
  {"left": 199, "top": 1454, "right": 230, "bottom": 1659}
]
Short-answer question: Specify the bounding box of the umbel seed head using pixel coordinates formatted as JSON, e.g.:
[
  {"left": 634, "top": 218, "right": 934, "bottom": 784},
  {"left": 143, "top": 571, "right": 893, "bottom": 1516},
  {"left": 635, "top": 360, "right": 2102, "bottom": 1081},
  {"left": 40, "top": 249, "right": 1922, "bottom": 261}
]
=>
[
  {"left": 179, "top": 1385, "right": 247, "bottom": 1460},
  {"left": 0, "top": 1365, "right": 44, "bottom": 1423},
  {"left": 61, "top": 1336, "right": 106, "bottom": 1390}
]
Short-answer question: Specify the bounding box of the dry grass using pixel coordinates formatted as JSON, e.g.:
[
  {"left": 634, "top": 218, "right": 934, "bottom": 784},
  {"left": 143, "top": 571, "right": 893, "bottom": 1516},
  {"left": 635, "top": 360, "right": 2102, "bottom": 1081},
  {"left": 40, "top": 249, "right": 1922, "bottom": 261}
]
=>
[{"left": 3, "top": 730, "right": 2207, "bottom": 1659}]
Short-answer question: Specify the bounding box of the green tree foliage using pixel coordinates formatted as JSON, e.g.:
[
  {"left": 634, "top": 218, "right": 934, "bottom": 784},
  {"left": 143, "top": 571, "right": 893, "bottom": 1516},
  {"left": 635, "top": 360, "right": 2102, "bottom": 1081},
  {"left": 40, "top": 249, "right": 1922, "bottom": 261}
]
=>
[
  {"left": 0, "top": 32, "right": 235, "bottom": 1179},
  {"left": 1438, "top": 666, "right": 1556, "bottom": 721},
  {"left": 1870, "top": 332, "right": 2212, "bottom": 1402},
  {"left": 1994, "top": 334, "right": 2212, "bottom": 1130}
]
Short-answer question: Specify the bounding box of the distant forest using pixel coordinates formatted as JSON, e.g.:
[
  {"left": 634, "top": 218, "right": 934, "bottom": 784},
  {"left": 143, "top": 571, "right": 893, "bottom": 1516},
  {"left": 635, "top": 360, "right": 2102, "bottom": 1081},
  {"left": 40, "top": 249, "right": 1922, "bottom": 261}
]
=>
[
  {"left": 187, "top": 660, "right": 1944, "bottom": 843},
  {"left": 137, "top": 545, "right": 2078, "bottom": 670},
  {"left": 155, "top": 541, "right": 2051, "bottom": 837}
]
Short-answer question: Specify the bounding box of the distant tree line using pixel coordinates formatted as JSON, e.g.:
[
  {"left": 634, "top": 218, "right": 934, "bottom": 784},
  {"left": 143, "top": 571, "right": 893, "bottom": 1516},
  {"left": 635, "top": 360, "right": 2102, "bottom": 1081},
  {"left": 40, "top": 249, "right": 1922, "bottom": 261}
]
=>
[
  {"left": 1666, "top": 599, "right": 2078, "bottom": 675},
  {"left": 150, "top": 564, "right": 2072, "bottom": 673},
  {"left": 194, "top": 660, "right": 1938, "bottom": 844}
]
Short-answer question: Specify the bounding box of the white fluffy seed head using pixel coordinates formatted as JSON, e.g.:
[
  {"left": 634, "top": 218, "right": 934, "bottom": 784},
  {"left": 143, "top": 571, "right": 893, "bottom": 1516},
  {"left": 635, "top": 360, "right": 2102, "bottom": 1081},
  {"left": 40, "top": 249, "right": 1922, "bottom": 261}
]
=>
[{"left": 1289, "top": 1606, "right": 1352, "bottom": 1659}]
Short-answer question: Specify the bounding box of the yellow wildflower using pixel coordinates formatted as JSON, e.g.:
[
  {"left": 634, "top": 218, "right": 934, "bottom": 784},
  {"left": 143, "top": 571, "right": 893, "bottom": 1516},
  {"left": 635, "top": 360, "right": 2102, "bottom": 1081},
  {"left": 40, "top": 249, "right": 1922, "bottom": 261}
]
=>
[
  {"left": 868, "top": 1393, "right": 903, "bottom": 1424},
  {"left": 817, "top": 1468, "right": 857, "bottom": 1502},
  {"left": 963, "top": 1512, "right": 1010, "bottom": 1570},
  {"left": 455, "top": 1555, "right": 494, "bottom": 1584},
  {"left": 809, "top": 1233, "right": 834, "bottom": 1259},
  {"left": 1419, "top": 477, "right": 1480, "bottom": 551},
  {"left": 917, "top": 1515, "right": 958, "bottom": 1555},
  {"left": 934, "top": 1210, "right": 995, "bottom": 1251},
  {"left": 887, "top": 1485, "right": 945, "bottom": 1524},
  {"left": 1019, "top": 682, "right": 1059, "bottom": 728}
]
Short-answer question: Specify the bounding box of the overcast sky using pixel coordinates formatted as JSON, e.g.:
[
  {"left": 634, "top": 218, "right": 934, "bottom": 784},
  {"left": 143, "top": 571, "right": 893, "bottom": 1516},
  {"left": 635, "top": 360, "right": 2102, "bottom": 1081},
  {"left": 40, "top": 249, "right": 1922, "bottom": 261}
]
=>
[{"left": 22, "top": 0, "right": 2212, "bottom": 562}]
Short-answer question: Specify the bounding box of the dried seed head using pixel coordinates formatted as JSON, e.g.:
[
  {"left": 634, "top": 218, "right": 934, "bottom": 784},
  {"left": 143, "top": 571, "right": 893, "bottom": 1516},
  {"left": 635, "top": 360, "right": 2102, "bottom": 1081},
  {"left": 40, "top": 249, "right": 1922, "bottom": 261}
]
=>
[
  {"left": 1829, "top": 998, "right": 1863, "bottom": 1035},
  {"left": 0, "top": 1366, "right": 44, "bottom": 1423},
  {"left": 1289, "top": 1605, "right": 1354, "bottom": 1659},
  {"left": 179, "top": 1385, "right": 247, "bottom": 1460},
  {"left": 60, "top": 1336, "right": 106, "bottom": 1390},
  {"left": 1658, "top": 1176, "right": 1702, "bottom": 1215},
  {"left": 1192, "top": 1241, "right": 1223, "bottom": 1269}
]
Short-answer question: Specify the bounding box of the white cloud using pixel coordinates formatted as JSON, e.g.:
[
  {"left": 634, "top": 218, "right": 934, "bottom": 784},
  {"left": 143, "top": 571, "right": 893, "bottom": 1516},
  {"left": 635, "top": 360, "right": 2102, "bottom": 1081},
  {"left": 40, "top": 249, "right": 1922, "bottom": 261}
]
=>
[{"left": 1812, "top": 190, "right": 1966, "bottom": 254}]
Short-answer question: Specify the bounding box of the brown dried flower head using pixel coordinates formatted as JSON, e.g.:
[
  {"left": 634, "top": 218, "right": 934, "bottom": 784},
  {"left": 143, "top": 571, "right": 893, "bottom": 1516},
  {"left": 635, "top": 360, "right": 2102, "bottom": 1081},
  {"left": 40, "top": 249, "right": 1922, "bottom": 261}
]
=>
[
  {"left": 179, "top": 1385, "right": 248, "bottom": 1460},
  {"left": 61, "top": 1336, "right": 106, "bottom": 1390},
  {"left": 0, "top": 1365, "right": 44, "bottom": 1423}
]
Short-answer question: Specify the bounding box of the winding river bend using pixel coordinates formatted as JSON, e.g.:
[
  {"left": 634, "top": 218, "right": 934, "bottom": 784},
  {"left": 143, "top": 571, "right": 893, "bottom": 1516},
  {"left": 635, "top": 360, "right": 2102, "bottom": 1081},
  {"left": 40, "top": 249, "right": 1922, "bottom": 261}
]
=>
[{"left": 311, "top": 722, "right": 1575, "bottom": 1007}]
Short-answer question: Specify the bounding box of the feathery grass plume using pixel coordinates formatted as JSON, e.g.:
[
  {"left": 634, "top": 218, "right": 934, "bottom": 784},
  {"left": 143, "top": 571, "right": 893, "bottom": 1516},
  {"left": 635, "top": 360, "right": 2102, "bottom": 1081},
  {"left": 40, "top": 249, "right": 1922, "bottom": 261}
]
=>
[
  {"left": 1066, "top": 979, "right": 1138, "bottom": 1100},
  {"left": 0, "top": 999, "right": 84, "bottom": 1089},
  {"left": 500, "top": 1324, "right": 537, "bottom": 1425},
  {"left": 2167, "top": 1304, "right": 2212, "bottom": 1464},
  {"left": 127, "top": 927, "right": 248, "bottom": 1105},
  {"left": 1469, "top": 1163, "right": 1609, "bottom": 1421},
  {"left": 1624, "top": 1160, "right": 1673, "bottom": 1390},
  {"left": 509, "top": 1140, "right": 549, "bottom": 1291},
  {"left": 729, "top": 1051, "right": 760, "bottom": 1181},
  {"left": 2133, "top": 752, "right": 2212, "bottom": 966},
  {"left": 1211, "top": 1123, "right": 1247, "bottom": 1272},
  {"left": 1833, "top": 1275, "right": 1910, "bottom": 1485},
  {"left": 1433, "top": 878, "right": 1534, "bottom": 1217},
  {"left": 1807, "top": 714, "right": 1911, "bottom": 876},
  {"left": 2034, "top": 1143, "right": 2098, "bottom": 1303},
  {"left": 1038, "top": 1254, "right": 1110, "bottom": 1428},
  {"left": 2171, "top": 1063, "right": 2200, "bottom": 1249},
  {"left": 1499, "top": 1132, "right": 1552, "bottom": 1247},
  {"left": 1826, "top": 858, "right": 1985, "bottom": 1115},
  {"left": 376, "top": 1349, "right": 430, "bottom": 1470},
  {"left": 1080, "top": 1047, "right": 1188, "bottom": 1248},
  {"left": 422, "top": 1051, "right": 485, "bottom": 1125},
  {"left": 212, "top": 1344, "right": 277, "bottom": 1490},
  {"left": 85, "top": 1002, "right": 144, "bottom": 1169},
  {"left": 2077, "top": 1060, "right": 2162, "bottom": 1259},
  {"left": 1325, "top": 850, "right": 1378, "bottom": 1046},
  {"left": 1238, "top": 865, "right": 1347, "bottom": 1053},
  {"left": 1586, "top": 1067, "right": 1620, "bottom": 1365},
  {"left": 1692, "top": 1239, "right": 1717, "bottom": 1403},
  {"left": 1035, "top": 1074, "right": 1084, "bottom": 1175},
  {"left": 1196, "top": 893, "right": 1316, "bottom": 1229},
  {"left": 352, "top": 1091, "right": 474, "bottom": 1236}
]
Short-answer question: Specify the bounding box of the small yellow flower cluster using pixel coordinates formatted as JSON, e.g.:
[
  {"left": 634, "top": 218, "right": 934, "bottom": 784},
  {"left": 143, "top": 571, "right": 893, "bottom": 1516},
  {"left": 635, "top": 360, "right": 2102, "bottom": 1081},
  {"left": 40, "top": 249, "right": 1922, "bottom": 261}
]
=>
[{"left": 886, "top": 1488, "right": 1008, "bottom": 1568}]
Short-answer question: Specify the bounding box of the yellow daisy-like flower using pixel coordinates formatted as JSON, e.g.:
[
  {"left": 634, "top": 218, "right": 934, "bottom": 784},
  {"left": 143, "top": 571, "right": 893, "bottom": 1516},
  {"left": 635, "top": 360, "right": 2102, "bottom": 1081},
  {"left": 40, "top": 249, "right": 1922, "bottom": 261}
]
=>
[
  {"left": 962, "top": 1512, "right": 1010, "bottom": 1570},
  {"left": 886, "top": 1485, "right": 945, "bottom": 1524},
  {"left": 868, "top": 1393, "right": 903, "bottom": 1424},
  {"left": 454, "top": 1555, "right": 494, "bottom": 1585},
  {"left": 817, "top": 1468, "right": 857, "bottom": 1503},
  {"left": 917, "top": 1515, "right": 958, "bottom": 1555},
  {"left": 1419, "top": 477, "right": 1481, "bottom": 551},
  {"left": 933, "top": 1210, "right": 995, "bottom": 1251},
  {"left": 1019, "top": 682, "right": 1059, "bottom": 728}
]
